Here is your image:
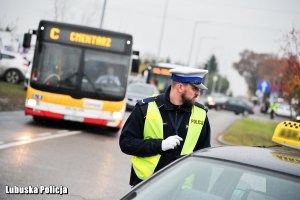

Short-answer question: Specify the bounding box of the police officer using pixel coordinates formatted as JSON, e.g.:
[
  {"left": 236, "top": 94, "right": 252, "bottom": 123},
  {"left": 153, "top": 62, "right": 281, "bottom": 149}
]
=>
[
  {"left": 270, "top": 101, "right": 277, "bottom": 119},
  {"left": 119, "top": 67, "right": 211, "bottom": 186}
]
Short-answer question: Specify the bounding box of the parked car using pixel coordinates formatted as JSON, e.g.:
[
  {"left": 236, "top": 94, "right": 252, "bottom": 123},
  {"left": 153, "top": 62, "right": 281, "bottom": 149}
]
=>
[
  {"left": 204, "top": 93, "right": 228, "bottom": 110},
  {"left": 223, "top": 97, "right": 255, "bottom": 116},
  {"left": 121, "top": 121, "right": 300, "bottom": 200},
  {"left": 293, "top": 111, "right": 300, "bottom": 122},
  {"left": 126, "top": 82, "right": 159, "bottom": 110},
  {"left": 0, "top": 51, "right": 30, "bottom": 84},
  {"left": 275, "top": 102, "right": 296, "bottom": 118}
]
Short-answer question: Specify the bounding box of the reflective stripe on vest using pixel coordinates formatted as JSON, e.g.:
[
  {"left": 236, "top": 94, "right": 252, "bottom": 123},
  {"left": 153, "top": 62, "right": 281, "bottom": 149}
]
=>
[
  {"left": 131, "top": 101, "right": 163, "bottom": 180},
  {"left": 131, "top": 101, "right": 206, "bottom": 180},
  {"left": 181, "top": 105, "right": 206, "bottom": 155}
]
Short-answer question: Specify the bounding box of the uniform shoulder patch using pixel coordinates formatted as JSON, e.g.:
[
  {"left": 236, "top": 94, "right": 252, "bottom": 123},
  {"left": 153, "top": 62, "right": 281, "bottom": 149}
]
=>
[
  {"left": 138, "top": 96, "right": 156, "bottom": 106},
  {"left": 195, "top": 102, "right": 208, "bottom": 112}
]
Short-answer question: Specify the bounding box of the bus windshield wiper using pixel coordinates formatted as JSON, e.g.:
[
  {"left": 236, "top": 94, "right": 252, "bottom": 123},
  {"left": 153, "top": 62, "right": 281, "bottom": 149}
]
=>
[
  {"left": 59, "top": 72, "right": 102, "bottom": 98},
  {"left": 82, "top": 73, "right": 102, "bottom": 97}
]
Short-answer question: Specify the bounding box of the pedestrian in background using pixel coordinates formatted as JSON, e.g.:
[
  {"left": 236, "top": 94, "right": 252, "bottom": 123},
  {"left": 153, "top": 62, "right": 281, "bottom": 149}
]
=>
[
  {"left": 270, "top": 101, "right": 277, "bottom": 119},
  {"left": 119, "top": 67, "right": 211, "bottom": 187}
]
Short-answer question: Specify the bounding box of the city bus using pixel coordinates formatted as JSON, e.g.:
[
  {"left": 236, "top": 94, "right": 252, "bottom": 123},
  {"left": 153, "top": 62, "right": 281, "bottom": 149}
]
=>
[
  {"left": 146, "top": 63, "right": 184, "bottom": 93},
  {"left": 24, "top": 20, "right": 133, "bottom": 131}
]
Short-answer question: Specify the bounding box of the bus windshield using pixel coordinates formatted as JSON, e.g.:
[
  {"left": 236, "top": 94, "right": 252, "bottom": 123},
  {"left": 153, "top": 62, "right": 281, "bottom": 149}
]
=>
[
  {"left": 148, "top": 72, "right": 172, "bottom": 93},
  {"left": 31, "top": 42, "right": 130, "bottom": 100},
  {"left": 146, "top": 65, "right": 173, "bottom": 93}
]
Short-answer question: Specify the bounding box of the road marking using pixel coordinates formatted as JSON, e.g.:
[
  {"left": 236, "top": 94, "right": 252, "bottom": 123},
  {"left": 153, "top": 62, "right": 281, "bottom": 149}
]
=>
[
  {"left": 0, "top": 131, "right": 82, "bottom": 150},
  {"left": 37, "top": 132, "right": 52, "bottom": 137},
  {"left": 15, "top": 132, "right": 52, "bottom": 141},
  {"left": 15, "top": 136, "right": 32, "bottom": 141},
  {"left": 57, "top": 130, "right": 69, "bottom": 133}
]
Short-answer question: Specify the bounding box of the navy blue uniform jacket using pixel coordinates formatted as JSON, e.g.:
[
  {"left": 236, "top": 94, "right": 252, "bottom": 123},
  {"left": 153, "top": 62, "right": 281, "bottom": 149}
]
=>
[{"left": 119, "top": 86, "right": 211, "bottom": 186}]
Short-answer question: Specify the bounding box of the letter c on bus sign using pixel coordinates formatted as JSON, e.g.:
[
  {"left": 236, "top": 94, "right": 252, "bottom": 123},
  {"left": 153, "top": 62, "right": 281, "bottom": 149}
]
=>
[{"left": 50, "top": 28, "right": 60, "bottom": 40}]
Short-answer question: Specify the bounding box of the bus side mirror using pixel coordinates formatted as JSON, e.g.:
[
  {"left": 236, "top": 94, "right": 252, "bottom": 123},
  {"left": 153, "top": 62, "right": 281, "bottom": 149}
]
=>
[
  {"left": 131, "top": 50, "right": 140, "bottom": 73},
  {"left": 23, "top": 33, "right": 32, "bottom": 48},
  {"left": 23, "top": 30, "right": 37, "bottom": 48}
]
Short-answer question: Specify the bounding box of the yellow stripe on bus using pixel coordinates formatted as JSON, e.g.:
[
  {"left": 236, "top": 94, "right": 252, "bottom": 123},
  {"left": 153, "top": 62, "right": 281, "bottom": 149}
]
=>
[{"left": 26, "top": 86, "right": 125, "bottom": 112}]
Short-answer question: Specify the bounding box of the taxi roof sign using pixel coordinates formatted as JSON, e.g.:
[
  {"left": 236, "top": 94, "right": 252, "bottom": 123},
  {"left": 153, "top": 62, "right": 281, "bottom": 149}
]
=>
[{"left": 272, "top": 121, "right": 300, "bottom": 150}]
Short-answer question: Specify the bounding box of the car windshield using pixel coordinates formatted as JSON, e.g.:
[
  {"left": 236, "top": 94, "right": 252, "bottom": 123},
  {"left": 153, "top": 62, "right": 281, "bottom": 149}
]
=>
[
  {"left": 242, "top": 99, "right": 253, "bottom": 107},
  {"left": 131, "top": 157, "right": 300, "bottom": 200}
]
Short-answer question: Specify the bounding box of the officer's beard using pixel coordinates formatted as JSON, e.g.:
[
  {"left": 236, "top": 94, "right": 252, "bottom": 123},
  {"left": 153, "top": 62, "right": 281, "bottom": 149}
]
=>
[{"left": 181, "top": 93, "right": 194, "bottom": 107}]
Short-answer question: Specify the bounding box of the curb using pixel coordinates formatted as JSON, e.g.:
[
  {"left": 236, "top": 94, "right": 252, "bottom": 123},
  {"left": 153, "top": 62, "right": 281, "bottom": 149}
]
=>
[{"left": 216, "top": 134, "right": 237, "bottom": 146}]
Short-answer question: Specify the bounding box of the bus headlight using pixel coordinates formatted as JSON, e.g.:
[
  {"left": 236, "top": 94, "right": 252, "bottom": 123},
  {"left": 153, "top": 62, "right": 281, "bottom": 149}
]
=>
[
  {"left": 112, "top": 112, "right": 122, "bottom": 120},
  {"left": 27, "top": 99, "right": 37, "bottom": 107}
]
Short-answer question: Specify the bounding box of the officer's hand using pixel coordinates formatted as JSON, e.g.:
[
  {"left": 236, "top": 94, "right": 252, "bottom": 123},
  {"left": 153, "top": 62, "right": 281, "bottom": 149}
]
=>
[{"left": 161, "top": 135, "right": 183, "bottom": 151}]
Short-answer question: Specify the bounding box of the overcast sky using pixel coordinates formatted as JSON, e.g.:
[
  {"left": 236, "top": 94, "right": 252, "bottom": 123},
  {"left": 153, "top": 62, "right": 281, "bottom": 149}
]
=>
[{"left": 1, "top": 0, "right": 299, "bottom": 96}]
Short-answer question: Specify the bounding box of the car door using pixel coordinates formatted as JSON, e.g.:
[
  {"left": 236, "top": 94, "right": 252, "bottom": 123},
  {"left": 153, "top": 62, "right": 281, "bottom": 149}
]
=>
[
  {"left": 227, "top": 98, "right": 239, "bottom": 113},
  {"left": 0, "top": 53, "right": 3, "bottom": 75},
  {"left": 0, "top": 53, "right": 14, "bottom": 74},
  {"left": 236, "top": 99, "right": 247, "bottom": 113}
]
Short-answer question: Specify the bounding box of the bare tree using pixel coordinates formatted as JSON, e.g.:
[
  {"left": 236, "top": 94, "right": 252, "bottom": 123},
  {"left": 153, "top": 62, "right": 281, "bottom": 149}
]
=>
[
  {"left": 233, "top": 50, "right": 271, "bottom": 95},
  {"left": 80, "top": 0, "right": 102, "bottom": 26},
  {"left": 280, "top": 28, "right": 300, "bottom": 61},
  {"left": 53, "top": 0, "right": 68, "bottom": 21},
  {"left": 279, "top": 29, "right": 300, "bottom": 109},
  {"left": 0, "top": 16, "right": 18, "bottom": 32}
]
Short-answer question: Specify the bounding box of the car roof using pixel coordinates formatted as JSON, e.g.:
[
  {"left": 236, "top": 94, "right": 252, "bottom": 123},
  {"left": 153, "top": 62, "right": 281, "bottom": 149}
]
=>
[
  {"left": 128, "top": 82, "right": 155, "bottom": 87},
  {"left": 192, "top": 146, "right": 300, "bottom": 177},
  {"left": 150, "top": 62, "right": 195, "bottom": 69},
  {"left": 127, "top": 82, "right": 158, "bottom": 92},
  {"left": 0, "top": 51, "right": 25, "bottom": 59},
  {"left": 209, "top": 93, "right": 227, "bottom": 97},
  {"left": 1, "top": 50, "right": 18, "bottom": 56}
]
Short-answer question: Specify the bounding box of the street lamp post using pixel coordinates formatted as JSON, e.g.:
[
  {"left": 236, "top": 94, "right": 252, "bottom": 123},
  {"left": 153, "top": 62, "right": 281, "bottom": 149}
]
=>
[
  {"left": 210, "top": 46, "right": 224, "bottom": 55},
  {"left": 187, "top": 20, "right": 209, "bottom": 66},
  {"left": 212, "top": 75, "right": 219, "bottom": 93},
  {"left": 194, "top": 36, "right": 216, "bottom": 66},
  {"left": 100, "top": 0, "right": 107, "bottom": 28},
  {"left": 157, "top": 0, "right": 169, "bottom": 61}
]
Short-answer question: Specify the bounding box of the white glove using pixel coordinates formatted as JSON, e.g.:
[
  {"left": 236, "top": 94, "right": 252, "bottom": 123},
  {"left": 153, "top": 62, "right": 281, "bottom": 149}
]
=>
[{"left": 161, "top": 135, "right": 183, "bottom": 151}]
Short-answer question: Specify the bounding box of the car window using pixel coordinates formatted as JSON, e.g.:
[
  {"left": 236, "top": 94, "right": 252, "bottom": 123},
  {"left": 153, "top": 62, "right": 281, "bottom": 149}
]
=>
[
  {"left": 237, "top": 99, "right": 246, "bottom": 107},
  {"left": 133, "top": 157, "right": 300, "bottom": 200},
  {"left": 127, "top": 84, "right": 157, "bottom": 96},
  {"left": 1, "top": 53, "right": 14, "bottom": 59},
  {"left": 228, "top": 98, "right": 237, "bottom": 104}
]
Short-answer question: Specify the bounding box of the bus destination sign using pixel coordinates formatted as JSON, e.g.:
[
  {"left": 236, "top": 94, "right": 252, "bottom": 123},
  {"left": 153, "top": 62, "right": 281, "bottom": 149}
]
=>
[{"left": 43, "top": 26, "right": 128, "bottom": 52}]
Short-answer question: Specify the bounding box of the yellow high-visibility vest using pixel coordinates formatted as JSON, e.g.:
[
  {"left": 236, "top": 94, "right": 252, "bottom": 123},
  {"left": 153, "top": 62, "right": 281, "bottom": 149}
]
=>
[{"left": 131, "top": 101, "right": 206, "bottom": 180}]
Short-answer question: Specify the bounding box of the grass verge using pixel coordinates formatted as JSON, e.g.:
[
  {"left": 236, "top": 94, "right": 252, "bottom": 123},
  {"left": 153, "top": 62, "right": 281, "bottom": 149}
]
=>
[
  {"left": 0, "top": 81, "right": 26, "bottom": 111},
  {"left": 222, "top": 118, "right": 278, "bottom": 146}
]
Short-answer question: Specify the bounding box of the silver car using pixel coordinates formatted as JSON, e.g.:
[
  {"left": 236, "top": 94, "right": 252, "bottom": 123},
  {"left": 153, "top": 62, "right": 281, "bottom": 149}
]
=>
[
  {"left": 121, "top": 121, "right": 300, "bottom": 200},
  {"left": 126, "top": 82, "right": 159, "bottom": 110},
  {"left": 0, "top": 51, "right": 30, "bottom": 84}
]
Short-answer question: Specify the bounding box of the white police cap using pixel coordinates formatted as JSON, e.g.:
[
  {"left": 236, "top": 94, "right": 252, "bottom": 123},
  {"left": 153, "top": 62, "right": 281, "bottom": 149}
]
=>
[{"left": 169, "top": 67, "right": 208, "bottom": 90}]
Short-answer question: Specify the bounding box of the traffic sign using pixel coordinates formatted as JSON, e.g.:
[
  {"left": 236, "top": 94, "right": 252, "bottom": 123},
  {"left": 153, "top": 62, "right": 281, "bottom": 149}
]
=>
[{"left": 257, "top": 80, "right": 271, "bottom": 94}]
